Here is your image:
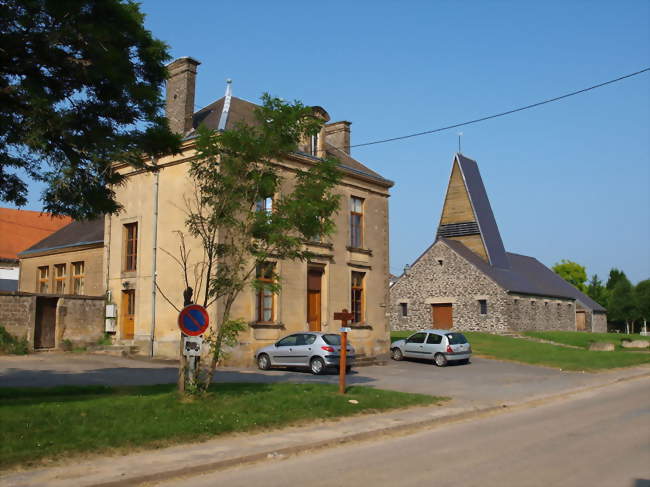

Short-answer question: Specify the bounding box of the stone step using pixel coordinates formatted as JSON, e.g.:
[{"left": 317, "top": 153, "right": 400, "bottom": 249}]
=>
[{"left": 88, "top": 345, "right": 140, "bottom": 357}]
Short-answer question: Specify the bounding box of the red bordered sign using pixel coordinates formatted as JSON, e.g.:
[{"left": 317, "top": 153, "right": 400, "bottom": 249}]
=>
[{"left": 178, "top": 304, "right": 210, "bottom": 336}]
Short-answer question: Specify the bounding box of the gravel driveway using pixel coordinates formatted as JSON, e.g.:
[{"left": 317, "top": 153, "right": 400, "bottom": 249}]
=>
[{"left": 1, "top": 352, "right": 648, "bottom": 407}]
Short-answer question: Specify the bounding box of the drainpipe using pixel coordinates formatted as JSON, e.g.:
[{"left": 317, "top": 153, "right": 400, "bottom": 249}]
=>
[{"left": 149, "top": 157, "right": 160, "bottom": 357}]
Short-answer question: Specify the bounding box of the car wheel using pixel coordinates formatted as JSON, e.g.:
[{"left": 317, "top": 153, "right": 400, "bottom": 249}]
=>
[
  {"left": 391, "top": 348, "right": 404, "bottom": 361},
  {"left": 434, "top": 353, "right": 448, "bottom": 367},
  {"left": 257, "top": 353, "right": 271, "bottom": 370},
  {"left": 310, "top": 357, "right": 325, "bottom": 375}
]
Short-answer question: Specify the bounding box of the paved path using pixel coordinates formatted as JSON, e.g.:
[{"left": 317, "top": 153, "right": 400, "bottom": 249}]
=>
[
  {"left": 155, "top": 376, "right": 650, "bottom": 487},
  {"left": 1, "top": 352, "right": 649, "bottom": 408}
]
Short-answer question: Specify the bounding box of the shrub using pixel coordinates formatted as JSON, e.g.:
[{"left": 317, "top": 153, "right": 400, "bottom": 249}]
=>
[{"left": 0, "top": 326, "right": 29, "bottom": 355}]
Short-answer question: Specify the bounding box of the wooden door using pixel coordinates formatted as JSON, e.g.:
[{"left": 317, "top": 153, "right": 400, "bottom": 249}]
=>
[
  {"left": 121, "top": 290, "right": 135, "bottom": 339},
  {"left": 34, "top": 297, "right": 58, "bottom": 349},
  {"left": 432, "top": 303, "right": 453, "bottom": 329},
  {"left": 576, "top": 311, "right": 587, "bottom": 331},
  {"left": 307, "top": 269, "right": 322, "bottom": 331}
]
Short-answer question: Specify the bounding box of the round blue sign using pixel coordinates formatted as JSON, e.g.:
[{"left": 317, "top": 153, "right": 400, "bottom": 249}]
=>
[{"left": 178, "top": 304, "right": 209, "bottom": 336}]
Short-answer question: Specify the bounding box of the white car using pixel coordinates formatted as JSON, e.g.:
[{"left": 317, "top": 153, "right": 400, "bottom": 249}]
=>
[{"left": 391, "top": 330, "right": 471, "bottom": 367}]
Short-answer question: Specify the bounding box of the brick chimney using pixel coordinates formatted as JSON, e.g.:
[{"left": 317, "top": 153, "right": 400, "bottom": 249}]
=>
[
  {"left": 165, "top": 57, "right": 201, "bottom": 135},
  {"left": 324, "top": 121, "right": 351, "bottom": 154}
]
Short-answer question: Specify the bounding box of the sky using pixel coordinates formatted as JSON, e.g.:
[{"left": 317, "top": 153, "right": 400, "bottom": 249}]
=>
[{"left": 12, "top": 0, "right": 650, "bottom": 284}]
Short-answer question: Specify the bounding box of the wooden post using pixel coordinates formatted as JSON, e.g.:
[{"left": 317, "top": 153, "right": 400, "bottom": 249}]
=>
[{"left": 333, "top": 308, "right": 354, "bottom": 395}]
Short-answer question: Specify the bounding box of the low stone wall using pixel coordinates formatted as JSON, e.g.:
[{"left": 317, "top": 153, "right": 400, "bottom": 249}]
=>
[
  {"left": 0, "top": 293, "right": 36, "bottom": 346},
  {"left": 0, "top": 292, "right": 104, "bottom": 350},
  {"left": 56, "top": 296, "right": 105, "bottom": 347},
  {"left": 507, "top": 293, "right": 576, "bottom": 332}
]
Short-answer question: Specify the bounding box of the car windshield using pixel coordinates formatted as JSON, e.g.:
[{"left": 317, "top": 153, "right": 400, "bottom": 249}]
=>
[
  {"left": 322, "top": 334, "right": 341, "bottom": 345},
  {"left": 446, "top": 333, "right": 468, "bottom": 345}
]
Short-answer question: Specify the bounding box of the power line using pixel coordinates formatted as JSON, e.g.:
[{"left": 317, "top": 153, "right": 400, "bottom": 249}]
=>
[{"left": 346, "top": 67, "right": 650, "bottom": 150}]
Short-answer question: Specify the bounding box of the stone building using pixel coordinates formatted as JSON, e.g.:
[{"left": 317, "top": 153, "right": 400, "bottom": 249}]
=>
[
  {"left": 18, "top": 219, "right": 105, "bottom": 297},
  {"left": 0, "top": 208, "right": 71, "bottom": 291},
  {"left": 390, "top": 153, "right": 606, "bottom": 333},
  {"left": 105, "top": 57, "right": 393, "bottom": 364}
]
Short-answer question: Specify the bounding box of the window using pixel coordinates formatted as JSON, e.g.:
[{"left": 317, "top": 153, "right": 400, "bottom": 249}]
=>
[
  {"left": 277, "top": 334, "right": 298, "bottom": 347},
  {"left": 37, "top": 266, "right": 49, "bottom": 293},
  {"left": 351, "top": 271, "right": 365, "bottom": 323},
  {"left": 124, "top": 222, "right": 138, "bottom": 271},
  {"left": 54, "top": 264, "right": 66, "bottom": 294},
  {"left": 478, "top": 299, "right": 487, "bottom": 315},
  {"left": 446, "top": 333, "right": 468, "bottom": 345},
  {"left": 255, "top": 197, "right": 273, "bottom": 213},
  {"left": 255, "top": 262, "right": 275, "bottom": 323},
  {"left": 400, "top": 302, "right": 408, "bottom": 317},
  {"left": 72, "top": 261, "right": 85, "bottom": 295},
  {"left": 322, "top": 334, "right": 341, "bottom": 345},
  {"left": 406, "top": 332, "right": 426, "bottom": 344},
  {"left": 350, "top": 196, "right": 364, "bottom": 248},
  {"left": 426, "top": 333, "right": 442, "bottom": 344}
]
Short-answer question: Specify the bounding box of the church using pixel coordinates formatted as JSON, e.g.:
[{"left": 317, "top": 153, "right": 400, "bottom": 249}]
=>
[{"left": 390, "top": 153, "right": 606, "bottom": 334}]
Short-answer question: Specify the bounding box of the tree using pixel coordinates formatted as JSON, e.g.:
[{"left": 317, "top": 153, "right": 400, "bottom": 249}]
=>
[
  {"left": 634, "top": 279, "right": 650, "bottom": 334},
  {"left": 606, "top": 268, "right": 625, "bottom": 291},
  {"left": 179, "top": 94, "right": 341, "bottom": 392},
  {"left": 0, "top": 0, "right": 180, "bottom": 219},
  {"left": 552, "top": 259, "right": 587, "bottom": 292},
  {"left": 608, "top": 275, "right": 637, "bottom": 334},
  {"left": 585, "top": 274, "right": 607, "bottom": 307}
]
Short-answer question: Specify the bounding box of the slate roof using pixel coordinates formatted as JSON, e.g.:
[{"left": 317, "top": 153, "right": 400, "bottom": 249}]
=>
[
  {"left": 441, "top": 238, "right": 606, "bottom": 312},
  {"left": 0, "top": 208, "right": 72, "bottom": 260},
  {"left": 452, "top": 154, "right": 509, "bottom": 269},
  {"left": 188, "top": 96, "right": 391, "bottom": 185},
  {"left": 19, "top": 219, "right": 104, "bottom": 256}
]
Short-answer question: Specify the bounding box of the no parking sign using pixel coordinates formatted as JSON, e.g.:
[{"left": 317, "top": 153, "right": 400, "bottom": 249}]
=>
[{"left": 177, "top": 304, "right": 209, "bottom": 336}]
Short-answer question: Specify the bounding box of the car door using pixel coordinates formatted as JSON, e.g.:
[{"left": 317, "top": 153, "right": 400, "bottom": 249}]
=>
[
  {"left": 290, "top": 334, "right": 314, "bottom": 367},
  {"left": 403, "top": 332, "right": 427, "bottom": 358},
  {"left": 423, "top": 332, "right": 443, "bottom": 358},
  {"left": 271, "top": 334, "right": 299, "bottom": 366}
]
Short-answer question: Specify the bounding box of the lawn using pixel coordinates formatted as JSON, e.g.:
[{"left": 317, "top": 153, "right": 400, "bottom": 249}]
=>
[
  {"left": 390, "top": 331, "right": 650, "bottom": 371},
  {"left": 0, "top": 382, "right": 444, "bottom": 470},
  {"left": 523, "top": 331, "right": 648, "bottom": 351}
]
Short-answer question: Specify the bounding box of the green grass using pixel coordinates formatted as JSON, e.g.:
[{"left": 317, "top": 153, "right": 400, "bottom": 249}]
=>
[
  {"left": 0, "top": 383, "right": 444, "bottom": 470},
  {"left": 523, "top": 331, "right": 648, "bottom": 351},
  {"left": 390, "top": 331, "right": 650, "bottom": 371}
]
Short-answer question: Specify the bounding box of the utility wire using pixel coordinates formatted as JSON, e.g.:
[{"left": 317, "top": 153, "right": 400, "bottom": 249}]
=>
[{"left": 346, "top": 67, "right": 650, "bottom": 150}]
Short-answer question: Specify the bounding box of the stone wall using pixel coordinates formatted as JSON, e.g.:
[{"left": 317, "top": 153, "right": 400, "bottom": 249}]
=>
[
  {"left": 56, "top": 296, "right": 105, "bottom": 347},
  {"left": 390, "top": 241, "right": 510, "bottom": 333},
  {"left": 592, "top": 312, "right": 607, "bottom": 333},
  {"left": 0, "top": 293, "right": 36, "bottom": 346},
  {"left": 0, "top": 292, "right": 104, "bottom": 350},
  {"left": 507, "top": 293, "right": 576, "bottom": 331}
]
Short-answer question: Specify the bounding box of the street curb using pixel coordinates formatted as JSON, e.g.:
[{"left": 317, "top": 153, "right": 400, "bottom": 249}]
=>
[{"left": 88, "top": 370, "right": 650, "bottom": 487}]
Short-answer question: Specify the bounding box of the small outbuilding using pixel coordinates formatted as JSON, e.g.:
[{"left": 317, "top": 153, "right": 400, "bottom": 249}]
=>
[{"left": 390, "top": 153, "right": 606, "bottom": 334}]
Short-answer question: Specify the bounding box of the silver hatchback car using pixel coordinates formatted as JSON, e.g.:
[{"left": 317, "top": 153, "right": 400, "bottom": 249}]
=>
[
  {"left": 391, "top": 330, "right": 471, "bottom": 366},
  {"left": 255, "top": 332, "right": 356, "bottom": 375}
]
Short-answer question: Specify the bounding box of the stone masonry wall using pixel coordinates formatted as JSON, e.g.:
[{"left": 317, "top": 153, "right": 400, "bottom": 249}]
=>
[
  {"left": 507, "top": 293, "right": 575, "bottom": 331},
  {"left": 56, "top": 296, "right": 105, "bottom": 347},
  {"left": 390, "top": 241, "right": 510, "bottom": 333},
  {"left": 0, "top": 293, "right": 36, "bottom": 347},
  {"left": 592, "top": 312, "right": 607, "bottom": 333}
]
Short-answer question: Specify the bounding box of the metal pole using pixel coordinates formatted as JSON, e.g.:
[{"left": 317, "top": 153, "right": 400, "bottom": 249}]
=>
[
  {"left": 149, "top": 158, "right": 160, "bottom": 357},
  {"left": 339, "top": 323, "right": 347, "bottom": 394}
]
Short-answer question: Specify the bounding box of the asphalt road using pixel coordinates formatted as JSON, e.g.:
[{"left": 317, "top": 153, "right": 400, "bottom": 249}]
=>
[
  {"left": 155, "top": 376, "right": 650, "bottom": 487},
  {"left": 1, "top": 352, "right": 648, "bottom": 407}
]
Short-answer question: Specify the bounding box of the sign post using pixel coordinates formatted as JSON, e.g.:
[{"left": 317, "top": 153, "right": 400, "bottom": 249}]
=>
[
  {"left": 178, "top": 304, "right": 209, "bottom": 389},
  {"left": 333, "top": 308, "right": 354, "bottom": 394}
]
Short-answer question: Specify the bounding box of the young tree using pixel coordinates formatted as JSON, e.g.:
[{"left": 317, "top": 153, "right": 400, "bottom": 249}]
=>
[
  {"left": 185, "top": 94, "right": 341, "bottom": 392},
  {"left": 552, "top": 260, "right": 587, "bottom": 291},
  {"left": 0, "top": 0, "right": 180, "bottom": 219},
  {"left": 608, "top": 275, "right": 637, "bottom": 334},
  {"left": 634, "top": 279, "right": 650, "bottom": 334}
]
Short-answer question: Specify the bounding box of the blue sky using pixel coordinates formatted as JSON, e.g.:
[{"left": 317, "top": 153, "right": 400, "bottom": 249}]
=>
[{"left": 15, "top": 0, "right": 650, "bottom": 283}]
